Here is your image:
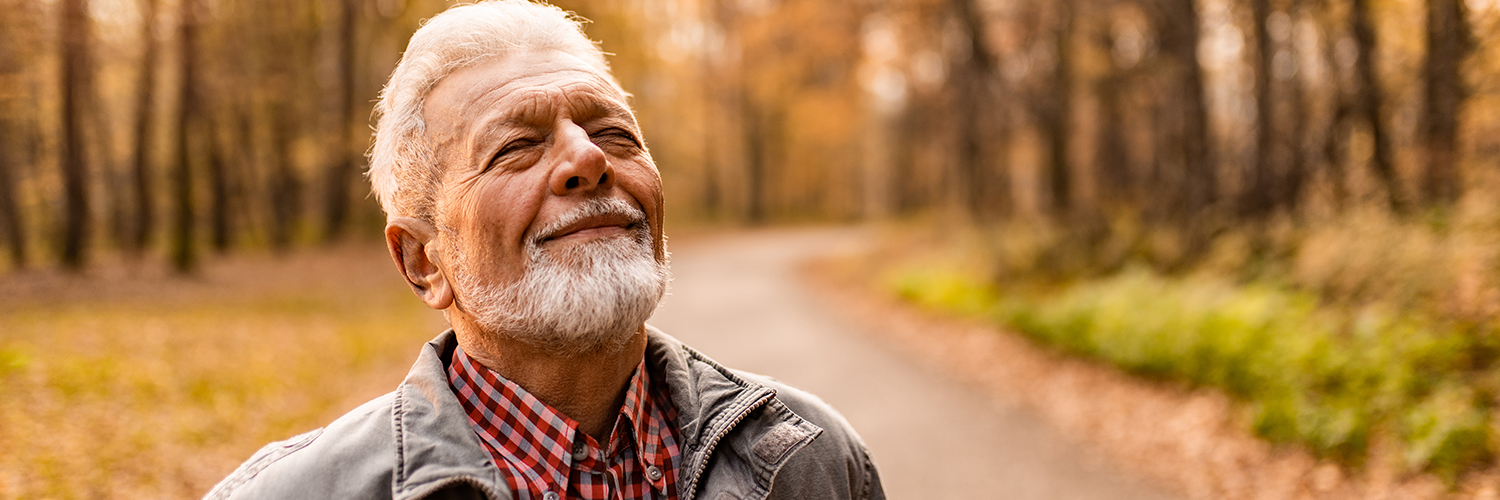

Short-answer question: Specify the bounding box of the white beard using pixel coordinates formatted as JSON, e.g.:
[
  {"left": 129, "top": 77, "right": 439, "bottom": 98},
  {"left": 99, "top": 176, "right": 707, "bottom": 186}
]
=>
[{"left": 448, "top": 198, "right": 670, "bottom": 356}]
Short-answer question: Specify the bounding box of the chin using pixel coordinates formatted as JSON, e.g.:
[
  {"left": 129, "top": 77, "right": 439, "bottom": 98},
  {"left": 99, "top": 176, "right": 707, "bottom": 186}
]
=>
[{"left": 456, "top": 224, "right": 670, "bottom": 357}]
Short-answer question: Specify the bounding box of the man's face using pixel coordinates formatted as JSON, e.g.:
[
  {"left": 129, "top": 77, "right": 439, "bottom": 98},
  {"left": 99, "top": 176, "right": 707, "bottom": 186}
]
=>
[
  {"left": 425, "top": 49, "right": 665, "bottom": 279},
  {"left": 421, "top": 49, "right": 668, "bottom": 353}
]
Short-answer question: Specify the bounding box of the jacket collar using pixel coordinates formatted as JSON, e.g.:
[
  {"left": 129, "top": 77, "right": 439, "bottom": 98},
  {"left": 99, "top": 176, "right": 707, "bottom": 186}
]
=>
[
  {"left": 390, "top": 327, "right": 816, "bottom": 500},
  {"left": 392, "top": 331, "right": 509, "bottom": 500},
  {"left": 642, "top": 325, "right": 777, "bottom": 452}
]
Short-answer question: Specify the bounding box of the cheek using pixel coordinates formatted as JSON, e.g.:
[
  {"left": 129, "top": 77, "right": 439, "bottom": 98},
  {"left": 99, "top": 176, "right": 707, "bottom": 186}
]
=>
[
  {"left": 615, "top": 160, "right": 663, "bottom": 216},
  {"left": 454, "top": 173, "right": 546, "bottom": 261},
  {"left": 612, "top": 159, "right": 666, "bottom": 260}
]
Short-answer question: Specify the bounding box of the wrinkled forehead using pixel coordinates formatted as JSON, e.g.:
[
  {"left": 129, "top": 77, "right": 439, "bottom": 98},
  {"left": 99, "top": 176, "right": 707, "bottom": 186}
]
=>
[
  {"left": 423, "top": 51, "right": 634, "bottom": 137},
  {"left": 485, "top": 78, "right": 635, "bottom": 128}
]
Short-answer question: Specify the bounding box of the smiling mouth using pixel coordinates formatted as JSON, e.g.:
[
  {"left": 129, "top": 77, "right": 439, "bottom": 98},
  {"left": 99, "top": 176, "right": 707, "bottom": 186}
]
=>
[{"left": 538, "top": 213, "right": 640, "bottom": 243}]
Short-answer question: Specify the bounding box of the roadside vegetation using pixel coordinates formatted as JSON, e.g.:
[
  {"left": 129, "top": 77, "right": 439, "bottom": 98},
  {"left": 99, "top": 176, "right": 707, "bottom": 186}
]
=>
[{"left": 883, "top": 201, "right": 1500, "bottom": 483}]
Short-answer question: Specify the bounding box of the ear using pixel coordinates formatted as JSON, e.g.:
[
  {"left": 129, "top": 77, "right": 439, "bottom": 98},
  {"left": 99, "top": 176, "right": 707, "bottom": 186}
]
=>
[{"left": 385, "top": 217, "right": 454, "bottom": 311}]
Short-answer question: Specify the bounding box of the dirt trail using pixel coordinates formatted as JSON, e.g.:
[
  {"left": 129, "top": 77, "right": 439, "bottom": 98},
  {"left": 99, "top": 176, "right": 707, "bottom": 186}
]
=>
[{"left": 648, "top": 227, "right": 1184, "bottom": 500}]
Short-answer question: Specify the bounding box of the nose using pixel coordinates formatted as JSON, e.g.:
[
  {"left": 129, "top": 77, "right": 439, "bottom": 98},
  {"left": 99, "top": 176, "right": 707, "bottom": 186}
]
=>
[{"left": 548, "top": 121, "right": 614, "bottom": 196}]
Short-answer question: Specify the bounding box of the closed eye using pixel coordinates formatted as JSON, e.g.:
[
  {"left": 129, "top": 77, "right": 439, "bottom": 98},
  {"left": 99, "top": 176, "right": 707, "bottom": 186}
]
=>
[
  {"left": 592, "top": 127, "right": 641, "bottom": 148},
  {"left": 487, "top": 138, "right": 539, "bottom": 169}
]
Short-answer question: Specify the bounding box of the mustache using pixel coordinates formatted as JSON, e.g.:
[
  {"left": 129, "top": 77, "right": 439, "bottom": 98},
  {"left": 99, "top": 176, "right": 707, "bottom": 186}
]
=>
[{"left": 529, "top": 197, "right": 648, "bottom": 244}]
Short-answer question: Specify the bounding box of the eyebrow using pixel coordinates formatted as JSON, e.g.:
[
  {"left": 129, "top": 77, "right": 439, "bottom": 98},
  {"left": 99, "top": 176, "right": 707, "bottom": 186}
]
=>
[
  {"left": 485, "top": 90, "right": 631, "bottom": 131},
  {"left": 569, "top": 96, "right": 632, "bottom": 124},
  {"left": 464, "top": 87, "right": 635, "bottom": 167}
]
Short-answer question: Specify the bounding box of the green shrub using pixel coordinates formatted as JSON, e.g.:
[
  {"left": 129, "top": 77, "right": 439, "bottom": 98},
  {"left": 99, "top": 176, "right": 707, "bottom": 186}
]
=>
[{"left": 890, "top": 266, "right": 1494, "bottom": 478}]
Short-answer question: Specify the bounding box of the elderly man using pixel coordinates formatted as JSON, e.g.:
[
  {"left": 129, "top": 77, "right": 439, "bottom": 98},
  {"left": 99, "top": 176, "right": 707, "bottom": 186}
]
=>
[{"left": 205, "top": 1, "right": 882, "bottom": 499}]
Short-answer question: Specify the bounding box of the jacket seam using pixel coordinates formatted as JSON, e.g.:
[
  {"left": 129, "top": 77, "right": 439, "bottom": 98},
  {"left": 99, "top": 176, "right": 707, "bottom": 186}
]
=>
[
  {"left": 397, "top": 474, "right": 505, "bottom": 500},
  {"left": 859, "top": 444, "right": 875, "bottom": 500},
  {"left": 684, "top": 345, "right": 755, "bottom": 388},
  {"left": 203, "top": 427, "right": 323, "bottom": 500},
  {"left": 393, "top": 383, "right": 408, "bottom": 489}
]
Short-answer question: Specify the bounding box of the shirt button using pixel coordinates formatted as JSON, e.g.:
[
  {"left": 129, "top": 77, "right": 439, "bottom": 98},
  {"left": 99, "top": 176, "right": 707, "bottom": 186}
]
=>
[
  {"left": 571, "top": 441, "right": 587, "bottom": 461},
  {"left": 646, "top": 465, "right": 662, "bottom": 481},
  {"left": 543, "top": 492, "right": 560, "bottom": 500}
]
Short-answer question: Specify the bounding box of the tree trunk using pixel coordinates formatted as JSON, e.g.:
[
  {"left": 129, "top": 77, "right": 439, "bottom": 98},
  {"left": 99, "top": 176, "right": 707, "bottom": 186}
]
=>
[
  {"left": 1154, "top": 0, "right": 1215, "bottom": 218},
  {"left": 1281, "top": 4, "right": 1309, "bottom": 212},
  {"left": 129, "top": 0, "right": 159, "bottom": 254},
  {"left": 1318, "top": 8, "right": 1350, "bottom": 210},
  {"left": 1245, "top": 0, "right": 1275, "bottom": 218},
  {"left": 0, "top": 121, "right": 24, "bottom": 269},
  {"left": 59, "top": 0, "right": 92, "bottom": 269},
  {"left": 207, "top": 116, "right": 231, "bottom": 251},
  {"left": 268, "top": 102, "right": 302, "bottom": 249},
  {"left": 1094, "top": 33, "right": 1133, "bottom": 210},
  {"left": 1043, "top": 0, "right": 1074, "bottom": 215},
  {"left": 1419, "top": 0, "right": 1469, "bottom": 207},
  {"left": 951, "top": 0, "right": 1010, "bottom": 219},
  {"left": 323, "top": 0, "right": 358, "bottom": 241},
  {"left": 703, "top": 0, "right": 738, "bottom": 221},
  {"left": 171, "top": 0, "right": 199, "bottom": 272},
  {"left": 1350, "top": 0, "right": 1403, "bottom": 212},
  {"left": 891, "top": 102, "right": 925, "bottom": 213},
  {"left": 743, "top": 93, "right": 767, "bottom": 224},
  {"left": 0, "top": 7, "right": 28, "bottom": 269}
]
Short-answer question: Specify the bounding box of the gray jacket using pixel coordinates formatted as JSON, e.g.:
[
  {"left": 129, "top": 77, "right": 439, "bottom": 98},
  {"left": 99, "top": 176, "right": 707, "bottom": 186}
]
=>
[{"left": 205, "top": 327, "right": 884, "bottom": 500}]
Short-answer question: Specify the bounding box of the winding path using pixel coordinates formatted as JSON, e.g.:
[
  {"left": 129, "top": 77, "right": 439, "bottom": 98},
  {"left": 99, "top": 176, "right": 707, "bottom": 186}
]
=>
[{"left": 647, "top": 227, "right": 1185, "bottom": 500}]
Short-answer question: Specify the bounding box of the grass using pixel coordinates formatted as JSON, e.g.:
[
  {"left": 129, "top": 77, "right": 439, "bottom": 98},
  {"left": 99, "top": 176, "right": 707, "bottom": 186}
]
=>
[
  {"left": 0, "top": 246, "right": 443, "bottom": 499},
  {"left": 886, "top": 231, "right": 1500, "bottom": 483}
]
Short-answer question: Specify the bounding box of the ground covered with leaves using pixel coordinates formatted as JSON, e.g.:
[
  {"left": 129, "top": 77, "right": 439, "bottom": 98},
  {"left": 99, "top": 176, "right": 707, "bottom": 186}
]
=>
[{"left": 0, "top": 245, "right": 443, "bottom": 499}]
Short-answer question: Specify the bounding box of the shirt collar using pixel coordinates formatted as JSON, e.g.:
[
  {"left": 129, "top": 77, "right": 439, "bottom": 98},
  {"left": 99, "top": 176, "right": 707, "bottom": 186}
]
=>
[{"left": 447, "top": 344, "right": 673, "bottom": 492}]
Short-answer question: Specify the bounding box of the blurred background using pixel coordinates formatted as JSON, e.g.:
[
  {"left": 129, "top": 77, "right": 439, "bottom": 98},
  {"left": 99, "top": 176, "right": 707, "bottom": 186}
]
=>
[{"left": 6, "top": 0, "right": 1500, "bottom": 496}]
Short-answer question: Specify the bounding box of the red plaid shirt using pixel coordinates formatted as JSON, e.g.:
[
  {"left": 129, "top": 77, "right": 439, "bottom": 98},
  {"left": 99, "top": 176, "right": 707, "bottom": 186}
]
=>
[{"left": 447, "top": 346, "right": 683, "bottom": 500}]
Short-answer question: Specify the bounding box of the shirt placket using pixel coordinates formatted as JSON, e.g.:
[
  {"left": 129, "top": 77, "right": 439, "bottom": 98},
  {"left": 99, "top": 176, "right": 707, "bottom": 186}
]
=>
[{"left": 570, "top": 429, "right": 618, "bottom": 500}]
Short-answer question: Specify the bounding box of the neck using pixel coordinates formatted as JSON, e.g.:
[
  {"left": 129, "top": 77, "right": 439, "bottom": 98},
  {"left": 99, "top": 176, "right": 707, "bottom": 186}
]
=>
[{"left": 452, "top": 321, "right": 648, "bottom": 441}]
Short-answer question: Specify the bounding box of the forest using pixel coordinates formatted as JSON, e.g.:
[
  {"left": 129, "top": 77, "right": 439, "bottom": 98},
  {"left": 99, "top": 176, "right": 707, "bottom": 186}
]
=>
[
  {"left": 5, "top": 0, "right": 1500, "bottom": 488},
  {"left": 3, "top": 0, "right": 1495, "bottom": 268}
]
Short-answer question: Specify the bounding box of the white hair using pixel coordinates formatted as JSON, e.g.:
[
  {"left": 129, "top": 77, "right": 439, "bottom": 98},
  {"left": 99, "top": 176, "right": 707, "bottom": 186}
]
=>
[
  {"left": 448, "top": 197, "right": 669, "bottom": 356},
  {"left": 367, "top": 0, "right": 620, "bottom": 222}
]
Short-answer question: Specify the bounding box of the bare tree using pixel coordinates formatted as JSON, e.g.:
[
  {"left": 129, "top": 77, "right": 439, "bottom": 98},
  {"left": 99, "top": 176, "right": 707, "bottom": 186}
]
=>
[
  {"left": 58, "top": 0, "right": 93, "bottom": 269},
  {"left": 1350, "top": 0, "right": 1402, "bottom": 212},
  {"left": 0, "top": 138, "right": 22, "bottom": 269},
  {"left": 207, "top": 116, "right": 231, "bottom": 251},
  {"left": 1093, "top": 17, "right": 1135, "bottom": 211},
  {"left": 1317, "top": 6, "right": 1352, "bottom": 210},
  {"left": 742, "top": 95, "right": 773, "bottom": 224},
  {"left": 1039, "top": 0, "right": 1075, "bottom": 215},
  {"left": 1281, "top": 13, "right": 1308, "bottom": 213},
  {"left": 1419, "top": 0, "right": 1470, "bottom": 207},
  {"left": 950, "top": 0, "right": 1011, "bottom": 218},
  {"left": 0, "top": 5, "right": 27, "bottom": 268},
  {"left": 1244, "top": 0, "right": 1276, "bottom": 218},
  {"left": 1150, "top": 0, "right": 1215, "bottom": 220},
  {"left": 170, "top": 0, "right": 201, "bottom": 272},
  {"left": 256, "top": 0, "right": 313, "bottom": 250},
  {"left": 268, "top": 102, "right": 302, "bottom": 249},
  {"left": 0, "top": 115, "right": 22, "bottom": 269},
  {"left": 322, "top": 0, "right": 359, "bottom": 241},
  {"left": 129, "top": 0, "right": 160, "bottom": 254}
]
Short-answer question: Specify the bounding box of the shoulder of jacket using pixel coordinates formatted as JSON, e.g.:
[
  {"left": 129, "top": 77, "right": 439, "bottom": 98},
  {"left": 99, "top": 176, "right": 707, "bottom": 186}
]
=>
[
  {"left": 204, "top": 392, "right": 400, "bottom": 500},
  {"left": 726, "top": 370, "right": 885, "bottom": 500},
  {"left": 730, "top": 370, "right": 855, "bottom": 439}
]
